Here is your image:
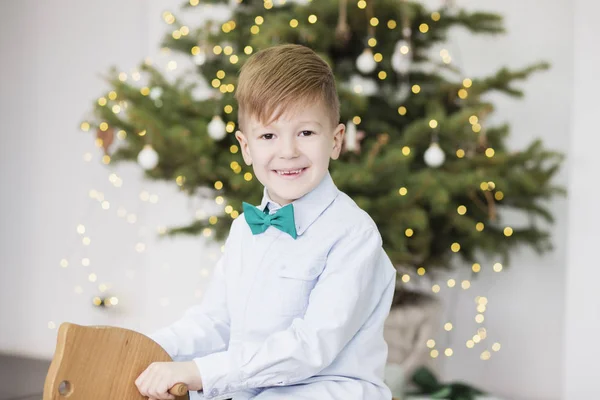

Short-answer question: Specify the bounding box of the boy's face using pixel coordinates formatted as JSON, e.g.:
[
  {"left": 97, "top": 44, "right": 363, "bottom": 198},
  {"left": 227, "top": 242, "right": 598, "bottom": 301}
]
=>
[{"left": 235, "top": 101, "right": 345, "bottom": 206}]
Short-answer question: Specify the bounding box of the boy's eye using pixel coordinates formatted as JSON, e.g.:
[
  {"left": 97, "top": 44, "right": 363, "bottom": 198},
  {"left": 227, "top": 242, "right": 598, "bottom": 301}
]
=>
[
  {"left": 300, "top": 130, "right": 314, "bottom": 137},
  {"left": 260, "top": 133, "right": 275, "bottom": 140}
]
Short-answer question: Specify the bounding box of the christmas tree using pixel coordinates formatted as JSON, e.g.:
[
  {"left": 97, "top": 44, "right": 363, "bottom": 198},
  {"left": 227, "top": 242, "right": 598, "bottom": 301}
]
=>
[{"left": 84, "top": 0, "right": 564, "bottom": 283}]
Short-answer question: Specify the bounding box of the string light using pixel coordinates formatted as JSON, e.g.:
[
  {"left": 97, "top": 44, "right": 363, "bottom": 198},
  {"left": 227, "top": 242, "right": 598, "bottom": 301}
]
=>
[
  {"left": 472, "top": 263, "right": 481, "bottom": 272},
  {"left": 461, "top": 280, "right": 471, "bottom": 289},
  {"left": 290, "top": 19, "right": 299, "bottom": 28},
  {"left": 401, "top": 274, "right": 410, "bottom": 283},
  {"left": 398, "top": 187, "right": 408, "bottom": 196},
  {"left": 429, "top": 119, "right": 438, "bottom": 128},
  {"left": 447, "top": 279, "right": 456, "bottom": 287},
  {"left": 419, "top": 23, "right": 429, "bottom": 33},
  {"left": 417, "top": 267, "right": 426, "bottom": 275},
  {"left": 504, "top": 227, "right": 513, "bottom": 237},
  {"left": 387, "top": 20, "right": 397, "bottom": 29},
  {"left": 162, "top": 12, "right": 175, "bottom": 24},
  {"left": 493, "top": 263, "right": 503, "bottom": 272},
  {"left": 398, "top": 106, "right": 407, "bottom": 115},
  {"left": 411, "top": 84, "right": 421, "bottom": 94},
  {"left": 401, "top": 146, "right": 411, "bottom": 156},
  {"left": 405, "top": 228, "right": 413, "bottom": 237},
  {"left": 308, "top": 15, "right": 317, "bottom": 24},
  {"left": 427, "top": 339, "right": 436, "bottom": 348},
  {"left": 432, "top": 284, "right": 441, "bottom": 293},
  {"left": 357, "top": 0, "right": 367, "bottom": 9}
]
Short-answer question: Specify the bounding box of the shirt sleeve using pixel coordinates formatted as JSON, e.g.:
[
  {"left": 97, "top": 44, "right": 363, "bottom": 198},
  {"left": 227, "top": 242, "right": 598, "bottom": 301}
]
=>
[
  {"left": 194, "top": 227, "right": 395, "bottom": 399},
  {"left": 148, "top": 223, "right": 236, "bottom": 362}
]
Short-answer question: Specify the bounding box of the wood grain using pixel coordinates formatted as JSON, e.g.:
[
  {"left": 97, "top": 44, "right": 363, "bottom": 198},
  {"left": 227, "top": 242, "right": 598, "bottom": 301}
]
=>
[{"left": 43, "top": 322, "right": 189, "bottom": 400}]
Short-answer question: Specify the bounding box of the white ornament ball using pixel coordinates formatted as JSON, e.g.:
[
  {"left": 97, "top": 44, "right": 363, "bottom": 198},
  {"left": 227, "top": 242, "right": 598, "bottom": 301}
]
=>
[
  {"left": 137, "top": 144, "right": 159, "bottom": 170},
  {"left": 193, "top": 49, "right": 207, "bottom": 66},
  {"left": 424, "top": 142, "right": 445, "bottom": 168},
  {"left": 391, "top": 40, "right": 412, "bottom": 74},
  {"left": 208, "top": 116, "right": 227, "bottom": 140},
  {"left": 149, "top": 87, "right": 163, "bottom": 100},
  {"left": 356, "top": 49, "right": 377, "bottom": 74}
]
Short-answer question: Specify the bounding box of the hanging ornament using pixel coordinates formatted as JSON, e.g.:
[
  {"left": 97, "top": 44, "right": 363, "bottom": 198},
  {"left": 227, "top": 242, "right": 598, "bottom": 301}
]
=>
[
  {"left": 349, "top": 75, "right": 378, "bottom": 96},
  {"left": 137, "top": 144, "right": 159, "bottom": 170},
  {"left": 343, "top": 121, "right": 366, "bottom": 154},
  {"left": 391, "top": 40, "right": 412, "bottom": 74},
  {"left": 193, "top": 48, "right": 207, "bottom": 66},
  {"left": 356, "top": 49, "right": 377, "bottom": 74},
  {"left": 149, "top": 87, "right": 163, "bottom": 100},
  {"left": 96, "top": 127, "right": 115, "bottom": 156},
  {"left": 424, "top": 142, "right": 445, "bottom": 168},
  {"left": 208, "top": 115, "right": 227, "bottom": 140},
  {"left": 335, "top": 0, "right": 351, "bottom": 45}
]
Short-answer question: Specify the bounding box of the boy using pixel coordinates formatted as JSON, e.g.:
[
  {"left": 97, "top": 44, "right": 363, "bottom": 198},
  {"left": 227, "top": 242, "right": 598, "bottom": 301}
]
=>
[{"left": 136, "top": 44, "right": 397, "bottom": 400}]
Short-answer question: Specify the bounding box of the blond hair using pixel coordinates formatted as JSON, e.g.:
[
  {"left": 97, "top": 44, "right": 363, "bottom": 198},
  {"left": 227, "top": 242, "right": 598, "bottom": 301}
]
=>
[{"left": 235, "top": 44, "right": 340, "bottom": 130}]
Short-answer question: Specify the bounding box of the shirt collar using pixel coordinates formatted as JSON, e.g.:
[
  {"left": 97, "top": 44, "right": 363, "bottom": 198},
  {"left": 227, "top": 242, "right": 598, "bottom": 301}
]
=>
[{"left": 259, "top": 172, "right": 339, "bottom": 236}]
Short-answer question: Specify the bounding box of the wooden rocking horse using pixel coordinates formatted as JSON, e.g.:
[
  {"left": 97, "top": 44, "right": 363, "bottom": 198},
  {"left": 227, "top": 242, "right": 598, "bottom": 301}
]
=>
[
  {"left": 45, "top": 322, "right": 401, "bottom": 399},
  {"left": 43, "top": 322, "right": 189, "bottom": 399}
]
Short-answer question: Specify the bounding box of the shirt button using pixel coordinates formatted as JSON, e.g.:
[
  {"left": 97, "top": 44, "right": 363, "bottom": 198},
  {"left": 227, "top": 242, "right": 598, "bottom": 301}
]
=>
[{"left": 210, "top": 388, "right": 219, "bottom": 396}]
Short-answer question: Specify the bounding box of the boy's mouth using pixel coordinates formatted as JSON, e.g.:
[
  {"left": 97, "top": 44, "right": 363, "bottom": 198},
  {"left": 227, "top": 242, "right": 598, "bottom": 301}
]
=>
[{"left": 273, "top": 168, "right": 307, "bottom": 178}]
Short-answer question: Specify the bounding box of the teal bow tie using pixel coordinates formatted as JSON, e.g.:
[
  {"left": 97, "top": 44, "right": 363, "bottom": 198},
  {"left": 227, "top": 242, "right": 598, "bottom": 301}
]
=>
[{"left": 242, "top": 202, "right": 297, "bottom": 239}]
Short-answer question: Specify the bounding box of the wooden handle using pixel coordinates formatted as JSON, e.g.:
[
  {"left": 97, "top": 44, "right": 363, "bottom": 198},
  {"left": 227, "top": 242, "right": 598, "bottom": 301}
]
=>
[{"left": 169, "top": 383, "right": 188, "bottom": 396}]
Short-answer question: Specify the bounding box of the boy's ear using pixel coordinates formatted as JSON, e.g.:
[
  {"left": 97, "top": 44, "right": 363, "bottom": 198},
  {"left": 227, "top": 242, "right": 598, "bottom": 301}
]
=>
[
  {"left": 235, "top": 130, "right": 253, "bottom": 166},
  {"left": 330, "top": 123, "right": 345, "bottom": 160}
]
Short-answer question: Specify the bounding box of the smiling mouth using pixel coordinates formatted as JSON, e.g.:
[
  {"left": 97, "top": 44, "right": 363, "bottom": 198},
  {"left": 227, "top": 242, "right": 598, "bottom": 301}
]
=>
[{"left": 273, "top": 168, "right": 307, "bottom": 176}]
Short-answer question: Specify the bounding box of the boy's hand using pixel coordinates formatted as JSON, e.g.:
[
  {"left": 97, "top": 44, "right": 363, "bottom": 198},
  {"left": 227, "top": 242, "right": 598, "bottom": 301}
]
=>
[{"left": 135, "top": 361, "right": 203, "bottom": 399}]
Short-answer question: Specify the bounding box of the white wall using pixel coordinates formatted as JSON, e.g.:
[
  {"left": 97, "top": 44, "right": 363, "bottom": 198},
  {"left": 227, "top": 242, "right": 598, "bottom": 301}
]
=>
[
  {"left": 563, "top": 0, "right": 600, "bottom": 398},
  {"left": 0, "top": 1, "right": 580, "bottom": 399}
]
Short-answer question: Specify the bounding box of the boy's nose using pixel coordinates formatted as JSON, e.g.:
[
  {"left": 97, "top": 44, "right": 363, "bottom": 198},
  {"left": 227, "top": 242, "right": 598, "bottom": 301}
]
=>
[{"left": 278, "top": 136, "right": 299, "bottom": 159}]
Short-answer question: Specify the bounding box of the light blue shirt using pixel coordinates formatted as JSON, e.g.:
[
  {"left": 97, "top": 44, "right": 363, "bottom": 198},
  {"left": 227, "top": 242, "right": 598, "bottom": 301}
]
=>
[{"left": 150, "top": 172, "right": 397, "bottom": 399}]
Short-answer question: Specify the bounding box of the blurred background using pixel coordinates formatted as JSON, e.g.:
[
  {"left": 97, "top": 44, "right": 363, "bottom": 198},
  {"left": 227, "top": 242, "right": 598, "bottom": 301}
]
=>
[{"left": 0, "top": 0, "right": 597, "bottom": 399}]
